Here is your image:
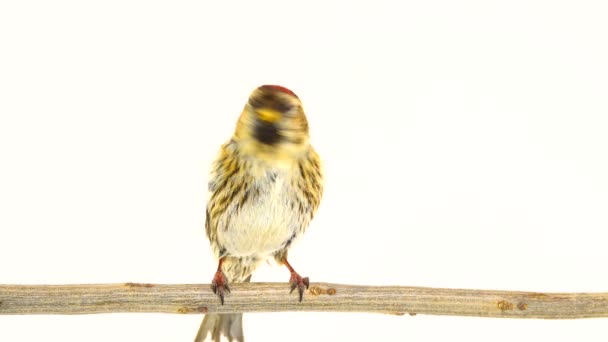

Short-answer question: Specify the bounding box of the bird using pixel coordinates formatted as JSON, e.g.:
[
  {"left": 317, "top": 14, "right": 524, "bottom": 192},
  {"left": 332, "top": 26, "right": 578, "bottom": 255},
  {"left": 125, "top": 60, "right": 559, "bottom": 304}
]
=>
[{"left": 195, "top": 85, "right": 324, "bottom": 342}]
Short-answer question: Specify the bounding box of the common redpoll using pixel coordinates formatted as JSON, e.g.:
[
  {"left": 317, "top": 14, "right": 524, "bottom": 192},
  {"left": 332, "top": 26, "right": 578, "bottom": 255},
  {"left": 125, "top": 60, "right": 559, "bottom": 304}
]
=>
[{"left": 195, "top": 85, "right": 323, "bottom": 342}]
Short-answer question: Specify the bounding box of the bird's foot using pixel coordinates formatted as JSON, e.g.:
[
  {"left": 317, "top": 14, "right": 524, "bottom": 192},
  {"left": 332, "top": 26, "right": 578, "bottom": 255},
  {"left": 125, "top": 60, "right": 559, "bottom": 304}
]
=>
[
  {"left": 211, "top": 271, "right": 230, "bottom": 305},
  {"left": 289, "top": 271, "right": 310, "bottom": 302}
]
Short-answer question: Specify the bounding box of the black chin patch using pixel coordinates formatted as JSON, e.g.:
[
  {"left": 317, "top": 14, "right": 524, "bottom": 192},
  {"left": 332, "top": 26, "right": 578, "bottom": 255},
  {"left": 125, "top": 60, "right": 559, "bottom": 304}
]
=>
[{"left": 254, "top": 122, "right": 281, "bottom": 145}]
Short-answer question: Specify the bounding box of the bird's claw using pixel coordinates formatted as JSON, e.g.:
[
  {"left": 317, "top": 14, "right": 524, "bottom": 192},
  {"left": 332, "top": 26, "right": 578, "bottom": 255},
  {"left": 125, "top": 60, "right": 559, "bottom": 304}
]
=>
[
  {"left": 211, "top": 271, "right": 230, "bottom": 305},
  {"left": 289, "top": 272, "right": 310, "bottom": 302}
]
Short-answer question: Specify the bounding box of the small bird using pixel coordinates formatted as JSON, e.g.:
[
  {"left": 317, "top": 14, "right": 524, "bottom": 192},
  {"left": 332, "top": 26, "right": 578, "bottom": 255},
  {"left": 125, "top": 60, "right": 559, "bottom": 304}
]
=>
[{"left": 195, "top": 85, "right": 324, "bottom": 342}]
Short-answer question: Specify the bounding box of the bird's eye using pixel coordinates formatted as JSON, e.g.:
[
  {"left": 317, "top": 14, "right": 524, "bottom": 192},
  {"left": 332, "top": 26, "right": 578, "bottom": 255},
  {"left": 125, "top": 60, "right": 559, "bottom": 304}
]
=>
[
  {"left": 249, "top": 97, "right": 263, "bottom": 108},
  {"left": 276, "top": 103, "right": 293, "bottom": 113},
  {"left": 261, "top": 94, "right": 274, "bottom": 101}
]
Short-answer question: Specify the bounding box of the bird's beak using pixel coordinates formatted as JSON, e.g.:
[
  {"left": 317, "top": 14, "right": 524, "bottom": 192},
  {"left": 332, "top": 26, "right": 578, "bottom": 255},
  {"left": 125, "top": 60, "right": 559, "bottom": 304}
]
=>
[{"left": 256, "top": 108, "right": 281, "bottom": 123}]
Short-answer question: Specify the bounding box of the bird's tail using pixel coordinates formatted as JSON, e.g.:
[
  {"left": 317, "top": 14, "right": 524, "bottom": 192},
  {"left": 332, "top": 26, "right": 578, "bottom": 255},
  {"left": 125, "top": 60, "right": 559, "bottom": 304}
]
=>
[
  {"left": 195, "top": 313, "right": 245, "bottom": 342},
  {"left": 195, "top": 258, "right": 256, "bottom": 342}
]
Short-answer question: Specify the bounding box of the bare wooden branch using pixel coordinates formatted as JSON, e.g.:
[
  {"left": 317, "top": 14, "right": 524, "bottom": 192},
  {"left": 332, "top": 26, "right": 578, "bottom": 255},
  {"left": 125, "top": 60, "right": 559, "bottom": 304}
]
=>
[{"left": 1, "top": 283, "right": 607, "bottom": 319}]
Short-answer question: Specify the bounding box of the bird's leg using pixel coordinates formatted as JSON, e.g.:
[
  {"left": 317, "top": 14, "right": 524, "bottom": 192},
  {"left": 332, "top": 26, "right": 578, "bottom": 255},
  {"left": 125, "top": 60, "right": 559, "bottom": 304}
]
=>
[
  {"left": 211, "top": 257, "right": 230, "bottom": 305},
  {"left": 282, "top": 258, "right": 309, "bottom": 302}
]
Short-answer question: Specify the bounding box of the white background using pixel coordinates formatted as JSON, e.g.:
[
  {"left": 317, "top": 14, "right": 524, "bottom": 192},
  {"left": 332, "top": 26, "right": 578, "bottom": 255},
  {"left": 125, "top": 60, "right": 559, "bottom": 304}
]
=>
[{"left": 1, "top": 0, "right": 607, "bottom": 341}]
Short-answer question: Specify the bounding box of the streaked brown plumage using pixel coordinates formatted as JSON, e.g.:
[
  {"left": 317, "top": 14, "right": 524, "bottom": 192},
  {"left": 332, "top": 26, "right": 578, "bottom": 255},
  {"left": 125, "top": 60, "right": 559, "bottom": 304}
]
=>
[{"left": 195, "top": 85, "right": 323, "bottom": 342}]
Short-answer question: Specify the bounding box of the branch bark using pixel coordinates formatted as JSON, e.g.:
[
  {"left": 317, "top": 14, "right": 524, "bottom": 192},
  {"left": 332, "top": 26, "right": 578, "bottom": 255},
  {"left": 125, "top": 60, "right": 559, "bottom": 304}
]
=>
[{"left": 1, "top": 283, "right": 607, "bottom": 319}]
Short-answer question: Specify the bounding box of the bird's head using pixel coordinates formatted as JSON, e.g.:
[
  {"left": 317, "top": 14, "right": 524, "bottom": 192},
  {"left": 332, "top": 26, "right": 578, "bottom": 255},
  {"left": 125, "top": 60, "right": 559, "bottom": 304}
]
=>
[{"left": 234, "top": 85, "right": 310, "bottom": 160}]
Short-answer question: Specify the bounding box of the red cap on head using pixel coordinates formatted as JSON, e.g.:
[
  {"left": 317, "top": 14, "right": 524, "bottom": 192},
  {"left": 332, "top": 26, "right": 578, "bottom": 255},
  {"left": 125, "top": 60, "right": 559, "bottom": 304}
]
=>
[{"left": 259, "top": 85, "right": 298, "bottom": 98}]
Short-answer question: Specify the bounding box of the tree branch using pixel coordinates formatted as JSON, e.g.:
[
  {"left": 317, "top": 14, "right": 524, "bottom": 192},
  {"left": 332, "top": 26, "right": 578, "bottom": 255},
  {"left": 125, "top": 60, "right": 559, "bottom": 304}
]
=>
[{"left": 1, "top": 283, "right": 607, "bottom": 319}]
